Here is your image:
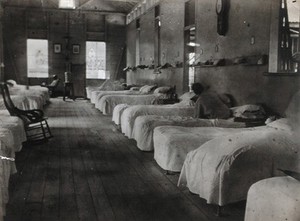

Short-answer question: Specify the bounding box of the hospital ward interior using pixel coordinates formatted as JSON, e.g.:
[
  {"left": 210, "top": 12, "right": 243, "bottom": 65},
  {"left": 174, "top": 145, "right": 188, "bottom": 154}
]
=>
[{"left": 0, "top": 0, "right": 300, "bottom": 220}]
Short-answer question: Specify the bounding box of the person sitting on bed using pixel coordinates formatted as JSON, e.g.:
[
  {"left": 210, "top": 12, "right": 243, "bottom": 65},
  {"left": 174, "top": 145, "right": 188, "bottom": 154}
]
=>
[
  {"left": 190, "top": 82, "right": 205, "bottom": 102},
  {"left": 192, "top": 83, "right": 231, "bottom": 119}
]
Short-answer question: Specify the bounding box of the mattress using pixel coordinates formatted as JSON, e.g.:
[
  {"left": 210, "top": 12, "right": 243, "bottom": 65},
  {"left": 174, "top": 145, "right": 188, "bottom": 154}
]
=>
[{"left": 178, "top": 120, "right": 300, "bottom": 206}]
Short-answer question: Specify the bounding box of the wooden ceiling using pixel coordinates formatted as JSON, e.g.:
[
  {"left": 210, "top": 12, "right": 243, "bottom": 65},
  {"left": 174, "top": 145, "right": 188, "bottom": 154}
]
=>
[{"left": 2, "top": 0, "right": 143, "bottom": 13}]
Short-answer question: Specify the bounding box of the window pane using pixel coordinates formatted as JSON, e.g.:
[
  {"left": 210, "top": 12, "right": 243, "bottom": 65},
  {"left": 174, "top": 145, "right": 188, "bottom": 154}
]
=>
[
  {"left": 59, "top": 0, "right": 76, "bottom": 9},
  {"left": 86, "top": 41, "right": 106, "bottom": 79},
  {"left": 27, "top": 39, "right": 48, "bottom": 78}
]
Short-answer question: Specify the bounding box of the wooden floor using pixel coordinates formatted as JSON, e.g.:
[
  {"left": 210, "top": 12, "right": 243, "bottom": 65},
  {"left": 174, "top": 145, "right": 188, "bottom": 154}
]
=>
[{"left": 5, "top": 98, "right": 246, "bottom": 221}]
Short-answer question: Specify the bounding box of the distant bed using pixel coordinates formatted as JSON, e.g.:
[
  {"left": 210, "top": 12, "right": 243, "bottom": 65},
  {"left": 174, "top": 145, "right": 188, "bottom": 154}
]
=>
[
  {"left": 96, "top": 85, "right": 173, "bottom": 115},
  {"left": 118, "top": 92, "right": 197, "bottom": 138},
  {"left": 86, "top": 79, "right": 125, "bottom": 99}
]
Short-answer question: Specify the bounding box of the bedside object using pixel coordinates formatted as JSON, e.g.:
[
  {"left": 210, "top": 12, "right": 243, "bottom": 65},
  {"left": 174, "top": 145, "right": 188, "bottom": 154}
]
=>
[{"left": 63, "top": 82, "right": 75, "bottom": 101}]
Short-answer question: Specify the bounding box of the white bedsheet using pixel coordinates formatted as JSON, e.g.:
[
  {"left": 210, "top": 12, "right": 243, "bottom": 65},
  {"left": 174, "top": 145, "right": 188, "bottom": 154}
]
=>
[
  {"left": 0, "top": 116, "right": 26, "bottom": 152},
  {"left": 121, "top": 103, "right": 195, "bottom": 138},
  {"left": 92, "top": 90, "right": 140, "bottom": 104},
  {"left": 134, "top": 116, "right": 246, "bottom": 151},
  {"left": 96, "top": 93, "right": 165, "bottom": 115},
  {"left": 0, "top": 127, "right": 19, "bottom": 219},
  {"left": 153, "top": 125, "right": 255, "bottom": 172},
  {"left": 178, "top": 123, "right": 300, "bottom": 206},
  {"left": 245, "top": 176, "right": 300, "bottom": 221},
  {"left": 112, "top": 104, "right": 129, "bottom": 125},
  {"left": 9, "top": 85, "right": 49, "bottom": 105},
  {"left": 0, "top": 95, "right": 35, "bottom": 111}
]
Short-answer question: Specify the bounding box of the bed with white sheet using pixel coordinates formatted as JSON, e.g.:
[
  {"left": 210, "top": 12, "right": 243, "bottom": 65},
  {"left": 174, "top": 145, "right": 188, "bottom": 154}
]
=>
[
  {"left": 7, "top": 80, "right": 49, "bottom": 105},
  {"left": 91, "top": 89, "right": 141, "bottom": 104},
  {"left": 0, "top": 114, "right": 27, "bottom": 151},
  {"left": 153, "top": 123, "right": 255, "bottom": 172},
  {"left": 0, "top": 95, "right": 39, "bottom": 111},
  {"left": 86, "top": 79, "right": 126, "bottom": 99},
  {"left": 96, "top": 85, "right": 172, "bottom": 115},
  {"left": 134, "top": 116, "right": 247, "bottom": 151},
  {"left": 244, "top": 176, "right": 300, "bottom": 221},
  {"left": 121, "top": 103, "right": 196, "bottom": 138},
  {"left": 178, "top": 121, "right": 299, "bottom": 206},
  {"left": 0, "top": 127, "right": 22, "bottom": 219},
  {"left": 133, "top": 104, "right": 266, "bottom": 151},
  {"left": 119, "top": 92, "right": 197, "bottom": 137},
  {"left": 177, "top": 90, "right": 300, "bottom": 206}
]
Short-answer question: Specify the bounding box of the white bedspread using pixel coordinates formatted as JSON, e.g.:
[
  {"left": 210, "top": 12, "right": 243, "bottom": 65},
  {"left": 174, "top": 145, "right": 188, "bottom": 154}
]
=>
[
  {"left": 96, "top": 93, "right": 165, "bottom": 115},
  {"left": 0, "top": 116, "right": 26, "bottom": 152},
  {"left": 112, "top": 104, "right": 129, "bottom": 125},
  {"left": 9, "top": 85, "right": 49, "bottom": 105},
  {"left": 153, "top": 125, "right": 255, "bottom": 172},
  {"left": 91, "top": 90, "right": 139, "bottom": 104},
  {"left": 0, "top": 128, "right": 19, "bottom": 219},
  {"left": 121, "top": 103, "right": 195, "bottom": 138},
  {"left": 245, "top": 176, "right": 300, "bottom": 221},
  {"left": 134, "top": 116, "right": 246, "bottom": 151},
  {"left": 178, "top": 123, "right": 300, "bottom": 206},
  {"left": 0, "top": 95, "right": 34, "bottom": 111}
]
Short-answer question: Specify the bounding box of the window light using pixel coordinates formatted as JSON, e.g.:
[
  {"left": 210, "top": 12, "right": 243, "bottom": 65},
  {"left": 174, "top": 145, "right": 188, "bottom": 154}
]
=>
[{"left": 59, "top": 0, "right": 76, "bottom": 9}]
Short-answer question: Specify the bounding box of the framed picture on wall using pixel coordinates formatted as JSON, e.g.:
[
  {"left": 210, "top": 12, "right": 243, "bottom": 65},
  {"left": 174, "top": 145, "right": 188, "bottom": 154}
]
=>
[
  {"left": 54, "top": 43, "right": 61, "bottom": 54},
  {"left": 72, "top": 44, "right": 80, "bottom": 54}
]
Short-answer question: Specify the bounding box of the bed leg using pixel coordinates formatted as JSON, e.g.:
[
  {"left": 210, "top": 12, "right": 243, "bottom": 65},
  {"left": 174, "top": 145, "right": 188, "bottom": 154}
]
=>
[{"left": 216, "top": 205, "right": 222, "bottom": 217}]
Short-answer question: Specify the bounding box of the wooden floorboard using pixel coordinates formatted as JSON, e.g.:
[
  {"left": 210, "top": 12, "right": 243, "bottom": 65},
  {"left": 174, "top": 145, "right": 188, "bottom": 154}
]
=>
[{"left": 5, "top": 98, "right": 245, "bottom": 221}]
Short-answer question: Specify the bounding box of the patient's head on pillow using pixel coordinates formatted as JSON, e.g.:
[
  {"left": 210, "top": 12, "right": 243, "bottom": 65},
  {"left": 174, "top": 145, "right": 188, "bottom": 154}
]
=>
[{"left": 285, "top": 90, "right": 300, "bottom": 131}]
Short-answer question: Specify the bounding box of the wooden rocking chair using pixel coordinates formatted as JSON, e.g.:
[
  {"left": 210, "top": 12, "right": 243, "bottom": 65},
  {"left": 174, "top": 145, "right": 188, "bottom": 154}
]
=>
[{"left": 0, "top": 82, "right": 53, "bottom": 143}]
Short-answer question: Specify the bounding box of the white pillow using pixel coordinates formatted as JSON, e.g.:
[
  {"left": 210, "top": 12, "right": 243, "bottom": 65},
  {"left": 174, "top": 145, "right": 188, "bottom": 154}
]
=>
[
  {"left": 140, "top": 85, "right": 157, "bottom": 94},
  {"left": 130, "top": 87, "right": 140, "bottom": 91},
  {"left": 6, "top": 79, "right": 17, "bottom": 87},
  {"left": 179, "top": 92, "right": 196, "bottom": 101},
  {"left": 139, "top": 85, "right": 149, "bottom": 92},
  {"left": 153, "top": 86, "right": 171, "bottom": 94},
  {"left": 231, "top": 104, "right": 265, "bottom": 118}
]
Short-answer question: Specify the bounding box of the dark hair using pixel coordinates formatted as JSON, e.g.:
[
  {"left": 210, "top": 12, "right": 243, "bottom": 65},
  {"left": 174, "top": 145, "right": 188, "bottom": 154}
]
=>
[
  {"left": 192, "top": 83, "right": 204, "bottom": 95},
  {"left": 52, "top": 75, "right": 58, "bottom": 80}
]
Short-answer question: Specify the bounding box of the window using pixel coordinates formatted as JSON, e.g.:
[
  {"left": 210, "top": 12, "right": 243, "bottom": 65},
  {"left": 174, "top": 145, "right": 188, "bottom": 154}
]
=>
[
  {"left": 269, "top": 0, "right": 299, "bottom": 73},
  {"left": 154, "top": 6, "right": 161, "bottom": 66},
  {"left": 27, "top": 39, "right": 49, "bottom": 78},
  {"left": 86, "top": 41, "right": 106, "bottom": 79},
  {"left": 59, "top": 0, "right": 77, "bottom": 9},
  {"left": 136, "top": 19, "right": 140, "bottom": 66}
]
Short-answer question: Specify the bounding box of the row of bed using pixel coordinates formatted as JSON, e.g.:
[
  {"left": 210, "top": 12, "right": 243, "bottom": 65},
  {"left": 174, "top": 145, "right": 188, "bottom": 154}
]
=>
[
  {"left": 87, "top": 80, "right": 300, "bottom": 220},
  {"left": 0, "top": 80, "right": 50, "bottom": 221}
]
